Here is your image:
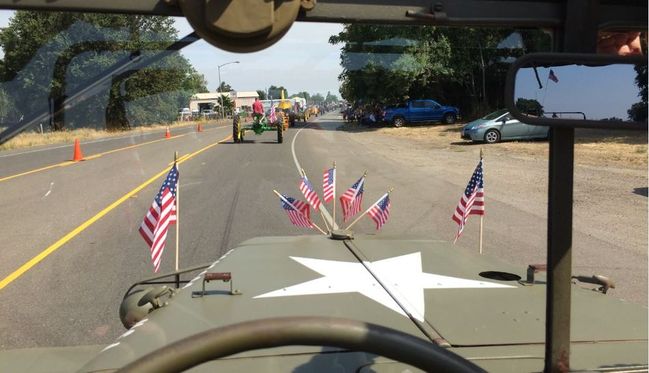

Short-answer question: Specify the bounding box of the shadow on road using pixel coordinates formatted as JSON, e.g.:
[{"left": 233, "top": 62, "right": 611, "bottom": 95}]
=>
[
  {"left": 221, "top": 140, "right": 281, "bottom": 145},
  {"left": 633, "top": 187, "right": 648, "bottom": 197}
]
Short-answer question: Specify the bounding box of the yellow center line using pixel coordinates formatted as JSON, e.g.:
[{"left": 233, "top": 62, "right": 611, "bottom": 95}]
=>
[
  {"left": 0, "top": 124, "right": 230, "bottom": 183},
  {"left": 0, "top": 134, "right": 232, "bottom": 290}
]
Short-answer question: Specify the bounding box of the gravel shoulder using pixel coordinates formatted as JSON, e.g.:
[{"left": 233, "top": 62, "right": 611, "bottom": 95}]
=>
[{"left": 339, "top": 121, "right": 648, "bottom": 305}]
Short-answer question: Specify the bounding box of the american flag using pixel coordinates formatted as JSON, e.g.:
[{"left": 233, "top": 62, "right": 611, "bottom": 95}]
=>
[
  {"left": 269, "top": 102, "right": 277, "bottom": 123},
  {"left": 139, "top": 164, "right": 179, "bottom": 272},
  {"left": 299, "top": 175, "right": 322, "bottom": 210},
  {"left": 452, "top": 159, "right": 484, "bottom": 241},
  {"left": 323, "top": 167, "right": 335, "bottom": 203},
  {"left": 548, "top": 69, "right": 559, "bottom": 83},
  {"left": 280, "top": 195, "right": 312, "bottom": 228},
  {"left": 340, "top": 176, "right": 365, "bottom": 222},
  {"left": 368, "top": 193, "right": 391, "bottom": 230}
]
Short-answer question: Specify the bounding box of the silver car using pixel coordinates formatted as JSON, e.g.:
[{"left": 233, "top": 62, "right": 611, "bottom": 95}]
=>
[{"left": 461, "top": 109, "right": 549, "bottom": 143}]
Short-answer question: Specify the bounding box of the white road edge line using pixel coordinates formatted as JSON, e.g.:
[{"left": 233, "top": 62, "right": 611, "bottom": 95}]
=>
[{"left": 290, "top": 118, "right": 338, "bottom": 230}]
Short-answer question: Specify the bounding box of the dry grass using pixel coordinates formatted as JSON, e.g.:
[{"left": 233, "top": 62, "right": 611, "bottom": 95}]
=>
[
  {"left": 0, "top": 119, "right": 227, "bottom": 152},
  {"left": 341, "top": 122, "right": 648, "bottom": 169}
]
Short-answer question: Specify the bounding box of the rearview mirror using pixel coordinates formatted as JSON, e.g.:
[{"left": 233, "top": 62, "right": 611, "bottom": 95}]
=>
[{"left": 505, "top": 53, "right": 647, "bottom": 130}]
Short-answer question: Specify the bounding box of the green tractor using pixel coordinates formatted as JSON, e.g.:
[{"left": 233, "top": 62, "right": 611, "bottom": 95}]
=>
[{"left": 233, "top": 113, "right": 283, "bottom": 144}]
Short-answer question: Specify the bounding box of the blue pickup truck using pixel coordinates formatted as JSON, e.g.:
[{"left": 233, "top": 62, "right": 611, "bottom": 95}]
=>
[{"left": 383, "top": 99, "right": 459, "bottom": 127}]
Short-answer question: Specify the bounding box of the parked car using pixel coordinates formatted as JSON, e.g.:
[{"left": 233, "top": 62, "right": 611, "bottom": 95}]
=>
[
  {"left": 461, "top": 109, "right": 550, "bottom": 143},
  {"left": 201, "top": 109, "right": 216, "bottom": 119},
  {"left": 178, "top": 107, "right": 191, "bottom": 121},
  {"left": 383, "top": 99, "right": 459, "bottom": 127}
]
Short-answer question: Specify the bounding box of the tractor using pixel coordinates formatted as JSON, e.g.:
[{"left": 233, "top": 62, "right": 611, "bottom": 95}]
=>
[{"left": 232, "top": 112, "right": 283, "bottom": 144}]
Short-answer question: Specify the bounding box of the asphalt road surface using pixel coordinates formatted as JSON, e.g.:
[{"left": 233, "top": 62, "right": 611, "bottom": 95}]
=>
[{"left": 0, "top": 113, "right": 646, "bottom": 349}]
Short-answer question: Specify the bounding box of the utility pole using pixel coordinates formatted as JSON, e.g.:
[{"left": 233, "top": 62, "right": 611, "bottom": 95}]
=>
[{"left": 217, "top": 61, "right": 239, "bottom": 118}]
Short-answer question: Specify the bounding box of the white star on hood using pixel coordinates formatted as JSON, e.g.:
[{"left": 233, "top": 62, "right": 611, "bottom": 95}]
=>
[{"left": 255, "top": 252, "right": 515, "bottom": 321}]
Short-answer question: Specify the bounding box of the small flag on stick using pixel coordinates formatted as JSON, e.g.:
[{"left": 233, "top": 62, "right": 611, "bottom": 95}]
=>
[
  {"left": 281, "top": 195, "right": 312, "bottom": 228},
  {"left": 323, "top": 166, "right": 335, "bottom": 203},
  {"left": 274, "top": 190, "right": 328, "bottom": 235},
  {"left": 340, "top": 174, "right": 365, "bottom": 222},
  {"left": 345, "top": 188, "right": 392, "bottom": 231},
  {"left": 368, "top": 193, "right": 391, "bottom": 230},
  {"left": 299, "top": 173, "right": 322, "bottom": 211},
  {"left": 548, "top": 69, "right": 559, "bottom": 83},
  {"left": 452, "top": 158, "right": 484, "bottom": 243},
  {"left": 139, "top": 164, "right": 179, "bottom": 272}
]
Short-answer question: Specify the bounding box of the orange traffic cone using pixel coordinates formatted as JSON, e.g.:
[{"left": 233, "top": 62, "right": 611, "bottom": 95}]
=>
[
  {"left": 72, "top": 139, "right": 84, "bottom": 162},
  {"left": 165, "top": 127, "right": 171, "bottom": 139},
  {"left": 197, "top": 123, "right": 203, "bottom": 132}
]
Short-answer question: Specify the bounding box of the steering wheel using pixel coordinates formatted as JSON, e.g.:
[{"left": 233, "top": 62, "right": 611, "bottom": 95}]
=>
[{"left": 116, "top": 316, "right": 484, "bottom": 373}]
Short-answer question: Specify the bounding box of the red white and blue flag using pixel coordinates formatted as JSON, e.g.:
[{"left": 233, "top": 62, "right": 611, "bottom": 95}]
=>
[
  {"left": 280, "top": 195, "right": 312, "bottom": 228},
  {"left": 323, "top": 167, "right": 335, "bottom": 203},
  {"left": 269, "top": 102, "right": 277, "bottom": 123},
  {"left": 299, "top": 175, "right": 322, "bottom": 210},
  {"left": 452, "top": 159, "right": 484, "bottom": 242},
  {"left": 368, "top": 193, "right": 391, "bottom": 230},
  {"left": 340, "top": 176, "right": 365, "bottom": 222},
  {"left": 548, "top": 69, "right": 559, "bottom": 83},
  {"left": 139, "top": 164, "right": 179, "bottom": 272}
]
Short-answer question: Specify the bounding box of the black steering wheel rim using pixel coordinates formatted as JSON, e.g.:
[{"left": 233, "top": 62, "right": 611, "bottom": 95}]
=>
[{"left": 116, "top": 316, "right": 484, "bottom": 373}]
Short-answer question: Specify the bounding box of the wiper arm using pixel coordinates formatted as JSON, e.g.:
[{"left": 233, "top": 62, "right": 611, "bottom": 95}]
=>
[{"left": 0, "top": 32, "right": 201, "bottom": 145}]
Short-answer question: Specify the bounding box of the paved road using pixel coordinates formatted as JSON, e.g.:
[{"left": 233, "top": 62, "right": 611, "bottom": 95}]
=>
[{"left": 0, "top": 113, "right": 646, "bottom": 349}]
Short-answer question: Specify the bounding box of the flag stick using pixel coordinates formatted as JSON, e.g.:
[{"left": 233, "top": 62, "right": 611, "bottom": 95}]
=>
[
  {"left": 479, "top": 149, "right": 484, "bottom": 254},
  {"left": 541, "top": 73, "right": 550, "bottom": 107},
  {"left": 332, "top": 161, "right": 336, "bottom": 229},
  {"left": 479, "top": 215, "right": 484, "bottom": 254},
  {"left": 345, "top": 188, "right": 392, "bottom": 231},
  {"left": 300, "top": 168, "right": 332, "bottom": 232},
  {"left": 273, "top": 190, "right": 327, "bottom": 235},
  {"left": 174, "top": 151, "right": 180, "bottom": 272}
]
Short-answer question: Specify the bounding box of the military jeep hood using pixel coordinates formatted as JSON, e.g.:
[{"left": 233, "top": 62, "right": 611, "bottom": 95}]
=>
[{"left": 75, "top": 235, "right": 647, "bottom": 372}]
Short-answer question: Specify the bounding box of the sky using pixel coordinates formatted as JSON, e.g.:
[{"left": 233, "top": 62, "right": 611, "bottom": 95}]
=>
[
  {"left": 0, "top": 11, "right": 344, "bottom": 97},
  {"left": 172, "top": 18, "right": 343, "bottom": 96},
  {"left": 515, "top": 64, "right": 641, "bottom": 120}
]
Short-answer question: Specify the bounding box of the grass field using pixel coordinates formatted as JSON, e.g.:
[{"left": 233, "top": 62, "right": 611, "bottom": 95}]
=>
[{"left": 341, "top": 122, "right": 648, "bottom": 169}]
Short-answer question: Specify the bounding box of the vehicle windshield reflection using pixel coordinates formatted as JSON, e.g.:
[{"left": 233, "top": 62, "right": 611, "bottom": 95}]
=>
[{"left": 0, "top": 9, "right": 646, "bottom": 373}]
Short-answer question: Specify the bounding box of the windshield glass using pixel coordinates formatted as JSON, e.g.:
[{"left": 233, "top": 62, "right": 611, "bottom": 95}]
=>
[
  {"left": 482, "top": 108, "right": 509, "bottom": 120},
  {"left": 0, "top": 10, "right": 646, "bottom": 367}
]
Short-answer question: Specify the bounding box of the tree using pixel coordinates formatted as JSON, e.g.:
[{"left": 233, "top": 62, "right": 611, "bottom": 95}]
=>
[
  {"left": 330, "top": 24, "right": 550, "bottom": 119},
  {"left": 627, "top": 64, "right": 647, "bottom": 122},
  {"left": 0, "top": 11, "right": 207, "bottom": 130},
  {"left": 218, "top": 81, "right": 232, "bottom": 93},
  {"left": 220, "top": 95, "right": 234, "bottom": 116},
  {"left": 515, "top": 98, "right": 543, "bottom": 116},
  {"left": 311, "top": 93, "right": 325, "bottom": 104},
  {"left": 268, "top": 85, "right": 288, "bottom": 99},
  {"left": 292, "top": 91, "right": 310, "bottom": 101},
  {"left": 256, "top": 90, "right": 267, "bottom": 100},
  {"left": 325, "top": 91, "right": 339, "bottom": 103}
]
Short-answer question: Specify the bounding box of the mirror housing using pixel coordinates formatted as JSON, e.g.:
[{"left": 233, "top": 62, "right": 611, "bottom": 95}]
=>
[
  {"left": 178, "top": 0, "right": 314, "bottom": 53},
  {"left": 505, "top": 53, "right": 647, "bottom": 130}
]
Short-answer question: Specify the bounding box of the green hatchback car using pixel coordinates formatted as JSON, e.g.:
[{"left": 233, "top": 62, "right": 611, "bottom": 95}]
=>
[{"left": 461, "top": 109, "right": 550, "bottom": 143}]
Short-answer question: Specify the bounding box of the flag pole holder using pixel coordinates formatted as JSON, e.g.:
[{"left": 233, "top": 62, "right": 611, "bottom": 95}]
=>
[{"left": 329, "top": 229, "right": 353, "bottom": 240}]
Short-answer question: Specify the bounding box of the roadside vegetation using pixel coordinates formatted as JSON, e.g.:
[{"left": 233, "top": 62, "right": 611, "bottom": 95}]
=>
[
  {"left": 0, "top": 119, "right": 225, "bottom": 151},
  {"left": 0, "top": 11, "right": 208, "bottom": 133}
]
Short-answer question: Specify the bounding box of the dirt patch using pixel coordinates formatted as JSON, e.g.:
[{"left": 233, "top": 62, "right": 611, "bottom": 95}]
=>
[
  {"left": 340, "top": 122, "right": 647, "bottom": 169},
  {"left": 0, "top": 119, "right": 228, "bottom": 151}
]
